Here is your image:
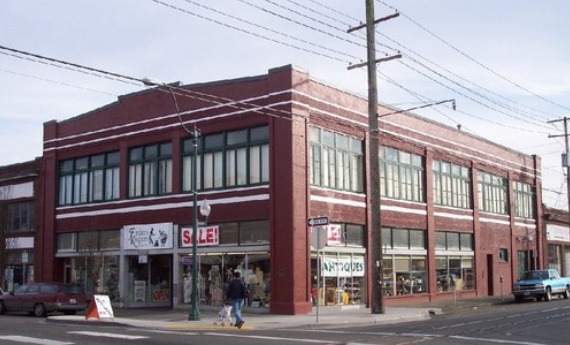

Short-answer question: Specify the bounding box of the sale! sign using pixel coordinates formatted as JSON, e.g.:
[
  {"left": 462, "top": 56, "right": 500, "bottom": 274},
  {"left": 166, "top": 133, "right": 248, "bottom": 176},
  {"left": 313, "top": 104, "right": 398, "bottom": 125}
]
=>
[
  {"left": 181, "top": 226, "right": 220, "bottom": 247},
  {"left": 327, "top": 224, "right": 342, "bottom": 245}
]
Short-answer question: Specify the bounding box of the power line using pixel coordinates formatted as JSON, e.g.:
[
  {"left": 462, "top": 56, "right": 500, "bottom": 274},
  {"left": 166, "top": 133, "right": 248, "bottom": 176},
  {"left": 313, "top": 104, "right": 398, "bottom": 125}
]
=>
[
  {"left": 376, "top": 0, "right": 570, "bottom": 113},
  {"left": 0, "top": 45, "right": 141, "bottom": 86}
]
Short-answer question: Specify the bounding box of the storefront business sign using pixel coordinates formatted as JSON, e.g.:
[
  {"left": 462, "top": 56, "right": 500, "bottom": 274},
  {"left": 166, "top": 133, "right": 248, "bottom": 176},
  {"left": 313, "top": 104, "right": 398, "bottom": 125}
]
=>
[
  {"left": 123, "top": 223, "right": 173, "bottom": 250},
  {"left": 181, "top": 226, "right": 220, "bottom": 247},
  {"left": 321, "top": 257, "right": 365, "bottom": 277}
]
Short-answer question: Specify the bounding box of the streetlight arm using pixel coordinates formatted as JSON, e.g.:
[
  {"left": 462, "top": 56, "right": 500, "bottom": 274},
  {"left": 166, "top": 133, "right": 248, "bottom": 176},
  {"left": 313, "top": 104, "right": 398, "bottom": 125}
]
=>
[
  {"left": 142, "top": 77, "right": 193, "bottom": 135},
  {"left": 142, "top": 77, "right": 166, "bottom": 87}
]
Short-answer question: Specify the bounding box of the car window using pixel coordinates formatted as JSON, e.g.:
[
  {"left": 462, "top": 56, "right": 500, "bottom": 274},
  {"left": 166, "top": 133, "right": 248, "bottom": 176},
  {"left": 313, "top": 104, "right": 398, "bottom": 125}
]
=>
[
  {"left": 27, "top": 285, "right": 39, "bottom": 293},
  {"left": 61, "top": 284, "right": 84, "bottom": 294},
  {"left": 15, "top": 285, "right": 28, "bottom": 293},
  {"left": 40, "top": 284, "right": 57, "bottom": 294}
]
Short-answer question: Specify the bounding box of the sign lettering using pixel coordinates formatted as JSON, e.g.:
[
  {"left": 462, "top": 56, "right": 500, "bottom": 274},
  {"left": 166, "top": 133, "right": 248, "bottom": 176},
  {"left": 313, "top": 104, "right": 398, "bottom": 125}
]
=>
[
  {"left": 321, "top": 257, "right": 365, "bottom": 277},
  {"left": 181, "top": 226, "right": 220, "bottom": 247}
]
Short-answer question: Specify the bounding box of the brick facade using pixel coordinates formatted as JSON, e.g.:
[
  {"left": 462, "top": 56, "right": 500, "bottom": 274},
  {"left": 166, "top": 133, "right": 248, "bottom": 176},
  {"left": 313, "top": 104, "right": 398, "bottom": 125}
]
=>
[{"left": 35, "top": 64, "right": 543, "bottom": 313}]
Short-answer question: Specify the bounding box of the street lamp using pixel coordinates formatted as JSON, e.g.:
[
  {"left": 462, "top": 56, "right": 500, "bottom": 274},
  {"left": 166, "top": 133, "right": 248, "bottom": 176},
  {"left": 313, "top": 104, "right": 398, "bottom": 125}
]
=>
[
  {"left": 142, "top": 77, "right": 203, "bottom": 321},
  {"left": 200, "top": 199, "right": 211, "bottom": 225}
]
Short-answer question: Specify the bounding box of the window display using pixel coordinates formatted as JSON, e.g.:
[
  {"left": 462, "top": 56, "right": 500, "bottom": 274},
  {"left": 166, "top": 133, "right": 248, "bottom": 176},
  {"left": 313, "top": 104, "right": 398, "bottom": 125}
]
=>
[
  {"left": 382, "top": 255, "right": 427, "bottom": 295},
  {"left": 180, "top": 252, "right": 270, "bottom": 307},
  {"left": 311, "top": 253, "right": 365, "bottom": 306}
]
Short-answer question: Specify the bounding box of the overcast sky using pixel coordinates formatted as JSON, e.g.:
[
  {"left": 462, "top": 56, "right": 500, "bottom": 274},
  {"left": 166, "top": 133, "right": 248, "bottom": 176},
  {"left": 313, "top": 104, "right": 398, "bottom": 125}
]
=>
[{"left": 1, "top": 0, "right": 569, "bottom": 209}]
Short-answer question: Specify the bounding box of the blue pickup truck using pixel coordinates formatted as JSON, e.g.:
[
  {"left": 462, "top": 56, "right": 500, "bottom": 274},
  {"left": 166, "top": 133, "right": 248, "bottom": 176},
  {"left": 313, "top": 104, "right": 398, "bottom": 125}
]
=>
[{"left": 512, "top": 269, "right": 570, "bottom": 302}]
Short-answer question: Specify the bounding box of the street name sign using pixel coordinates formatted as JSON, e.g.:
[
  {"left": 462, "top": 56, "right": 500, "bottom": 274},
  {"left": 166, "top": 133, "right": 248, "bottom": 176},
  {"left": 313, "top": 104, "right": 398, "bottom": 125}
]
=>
[{"left": 307, "top": 216, "right": 329, "bottom": 227}]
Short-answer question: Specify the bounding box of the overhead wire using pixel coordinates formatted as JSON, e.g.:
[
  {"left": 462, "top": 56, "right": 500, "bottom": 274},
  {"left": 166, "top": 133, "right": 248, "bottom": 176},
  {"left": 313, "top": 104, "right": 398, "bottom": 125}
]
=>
[
  {"left": 0, "top": 68, "right": 116, "bottom": 96},
  {"left": 146, "top": 0, "right": 349, "bottom": 63},
  {"left": 376, "top": 0, "right": 570, "bottom": 113},
  {"left": 179, "top": 0, "right": 361, "bottom": 62},
  {"left": 270, "top": 0, "right": 555, "bottom": 133}
]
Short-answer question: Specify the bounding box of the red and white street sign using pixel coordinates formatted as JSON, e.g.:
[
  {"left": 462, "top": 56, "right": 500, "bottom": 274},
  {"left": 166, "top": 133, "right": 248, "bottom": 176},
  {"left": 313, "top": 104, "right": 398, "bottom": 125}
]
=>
[{"left": 181, "top": 226, "right": 219, "bottom": 247}]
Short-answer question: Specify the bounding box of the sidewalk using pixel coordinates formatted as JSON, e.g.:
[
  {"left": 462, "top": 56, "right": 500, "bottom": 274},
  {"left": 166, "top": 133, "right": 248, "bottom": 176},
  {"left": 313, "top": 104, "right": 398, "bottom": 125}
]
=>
[{"left": 48, "top": 296, "right": 511, "bottom": 331}]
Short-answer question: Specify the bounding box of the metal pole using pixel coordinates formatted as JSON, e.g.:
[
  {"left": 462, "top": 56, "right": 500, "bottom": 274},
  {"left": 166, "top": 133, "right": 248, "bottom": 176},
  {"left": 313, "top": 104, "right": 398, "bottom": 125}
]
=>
[{"left": 188, "top": 126, "right": 201, "bottom": 321}]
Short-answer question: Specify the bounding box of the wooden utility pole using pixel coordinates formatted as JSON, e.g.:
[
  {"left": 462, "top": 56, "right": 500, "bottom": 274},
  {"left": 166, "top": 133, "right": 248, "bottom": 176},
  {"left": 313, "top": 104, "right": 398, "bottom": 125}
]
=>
[
  {"left": 348, "top": 1, "right": 400, "bottom": 314},
  {"left": 548, "top": 117, "right": 570, "bottom": 265}
]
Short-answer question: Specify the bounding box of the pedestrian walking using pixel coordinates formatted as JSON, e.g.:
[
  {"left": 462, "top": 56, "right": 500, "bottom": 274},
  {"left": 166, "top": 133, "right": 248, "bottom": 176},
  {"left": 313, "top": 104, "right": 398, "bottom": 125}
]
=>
[{"left": 226, "top": 271, "right": 248, "bottom": 329}]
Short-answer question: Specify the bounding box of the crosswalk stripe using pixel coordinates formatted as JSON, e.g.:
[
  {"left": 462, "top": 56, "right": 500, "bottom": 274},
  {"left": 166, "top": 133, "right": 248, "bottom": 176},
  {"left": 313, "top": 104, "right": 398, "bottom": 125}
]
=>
[
  {"left": 0, "top": 335, "right": 73, "bottom": 345},
  {"left": 67, "top": 331, "right": 148, "bottom": 339}
]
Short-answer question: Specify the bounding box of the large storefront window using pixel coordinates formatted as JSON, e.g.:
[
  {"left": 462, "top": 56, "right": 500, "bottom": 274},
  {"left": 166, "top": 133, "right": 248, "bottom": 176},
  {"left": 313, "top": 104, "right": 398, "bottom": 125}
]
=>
[
  {"left": 311, "top": 252, "right": 366, "bottom": 306},
  {"left": 64, "top": 254, "right": 120, "bottom": 301},
  {"left": 57, "top": 230, "right": 121, "bottom": 301},
  {"left": 382, "top": 227, "right": 427, "bottom": 296},
  {"left": 382, "top": 255, "right": 427, "bottom": 295},
  {"left": 434, "top": 231, "right": 474, "bottom": 292},
  {"left": 435, "top": 256, "right": 474, "bottom": 292},
  {"left": 180, "top": 252, "right": 270, "bottom": 308}
]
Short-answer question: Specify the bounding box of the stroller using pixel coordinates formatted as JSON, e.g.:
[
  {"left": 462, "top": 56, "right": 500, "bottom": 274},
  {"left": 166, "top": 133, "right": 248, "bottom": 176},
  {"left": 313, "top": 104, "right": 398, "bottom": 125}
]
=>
[{"left": 214, "top": 301, "right": 234, "bottom": 326}]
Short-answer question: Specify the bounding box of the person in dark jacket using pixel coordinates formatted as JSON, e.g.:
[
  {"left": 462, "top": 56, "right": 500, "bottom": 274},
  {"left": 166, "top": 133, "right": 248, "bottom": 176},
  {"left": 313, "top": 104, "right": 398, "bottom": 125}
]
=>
[{"left": 226, "top": 271, "right": 246, "bottom": 328}]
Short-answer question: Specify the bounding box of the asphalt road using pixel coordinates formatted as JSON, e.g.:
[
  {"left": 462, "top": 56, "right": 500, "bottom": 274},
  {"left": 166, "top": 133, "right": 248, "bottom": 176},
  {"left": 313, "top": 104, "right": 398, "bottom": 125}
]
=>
[{"left": 0, "top": 298, "right": 568, "bottom": 345}]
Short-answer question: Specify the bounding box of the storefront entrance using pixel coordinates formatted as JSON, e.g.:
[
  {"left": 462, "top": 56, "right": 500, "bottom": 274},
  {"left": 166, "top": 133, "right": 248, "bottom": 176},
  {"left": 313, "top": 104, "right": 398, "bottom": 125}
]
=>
[{"left": 126, "top": 254, "right": 172, "bottom": 307}]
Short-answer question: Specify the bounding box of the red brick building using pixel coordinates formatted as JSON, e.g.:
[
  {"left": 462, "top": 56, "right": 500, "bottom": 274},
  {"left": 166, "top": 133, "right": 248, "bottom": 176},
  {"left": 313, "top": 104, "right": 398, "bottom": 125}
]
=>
[
  {"left": 38, "top": 65, "right": 543, "bottom": 314},
  {"left": 0, "top": 159, "right": 42, "bottom": 291}
]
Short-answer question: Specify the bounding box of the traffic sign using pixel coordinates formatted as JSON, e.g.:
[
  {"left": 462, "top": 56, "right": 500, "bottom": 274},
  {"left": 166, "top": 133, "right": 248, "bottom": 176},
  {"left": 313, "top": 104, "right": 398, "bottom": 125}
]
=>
[
  {"left": 307, "top": 216, "right": 329, "bottom": 227},
  {"left": 310, "top": 226, "right": 327, "bottom": 250}
]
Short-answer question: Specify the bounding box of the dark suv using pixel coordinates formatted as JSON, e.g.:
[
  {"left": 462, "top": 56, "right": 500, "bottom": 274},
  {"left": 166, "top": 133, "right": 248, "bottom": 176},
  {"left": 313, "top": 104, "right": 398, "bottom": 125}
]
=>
[{"left": 0, "top": 282, "right": 87, "bottom": 317}]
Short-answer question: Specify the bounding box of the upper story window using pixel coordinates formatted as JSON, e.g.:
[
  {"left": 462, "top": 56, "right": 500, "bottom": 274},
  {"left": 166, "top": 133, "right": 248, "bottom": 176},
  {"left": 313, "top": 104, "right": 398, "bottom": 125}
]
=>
[
  {"left": 382, "top": 227, "right": 426, "bottom": 250},
  {"left": 433, "top": 160, "right": 471, "bottom": 209},
  {"left": 477, "top": 171, "right": 508, "bottom": 214},
  {"left": 435, "top": 231, "right": 473, "bottom": 251},
  {"left": 380, "top": 147, "right": 424, "bottom": 202},
  {"left": 513, "top": 181, "right": 535, "bottom": 218},
  {"left": 182, "top": 125, "right": 269, "bottom": 192},
  {"left": 6, "top": 201, "right": 35, "bottom": 233},
  {"left": 128, "top": 143, "right": 172, "bottom": 198},
  {"left": 310, "top": 127, "right": 364, "bottom": 192},
  {"left": 59, "top": 151, "right": 119, "bottom": 206}
]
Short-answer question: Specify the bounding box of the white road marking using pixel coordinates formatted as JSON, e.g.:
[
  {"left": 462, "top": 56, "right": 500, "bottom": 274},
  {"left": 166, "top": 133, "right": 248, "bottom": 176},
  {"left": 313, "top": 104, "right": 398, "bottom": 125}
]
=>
[
  {"left": 204, "top": 332, "right": 341, "bottom": 344},
  {"left": 451, "top": 335, "right": 548, "bottom": 345},
  {"left": 67, "top": 331, "right": 148, "bottom": 339},
  {"left": 0, "top": 336, "right": 73, "bottom": 345}
]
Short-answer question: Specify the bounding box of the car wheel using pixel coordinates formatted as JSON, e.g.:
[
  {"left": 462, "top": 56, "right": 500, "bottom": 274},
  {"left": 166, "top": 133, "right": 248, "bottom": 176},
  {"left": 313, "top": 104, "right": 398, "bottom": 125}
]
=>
[
  {"left": 514, "top": 295, "right": 523, "bottom": 303},
  {"left": 33, "top": 303, "right": 46, "bottom": 317},
  {"left": 545, "top": 287, "right": 552, "bottom": 302},
  {"left": 564, "top": 286, "right": 570, "bottom": 299},
  {"left": 0, "top": 301, "right": 5, "bottom": 315}
]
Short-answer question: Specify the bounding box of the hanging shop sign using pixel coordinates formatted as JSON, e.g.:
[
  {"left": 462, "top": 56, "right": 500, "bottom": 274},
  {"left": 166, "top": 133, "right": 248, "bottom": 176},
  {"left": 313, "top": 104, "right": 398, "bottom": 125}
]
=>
[
  {"left": 321, "top": 256, "right": 365, "bottom": 277},
  {"left": 123, "top": 223, "right": 174, "bottom": 250},
  {"left": 181, "top": 225, "right": 220, "bottom": 247}
]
